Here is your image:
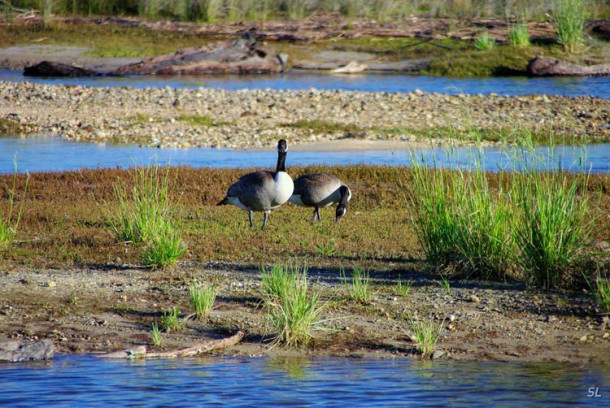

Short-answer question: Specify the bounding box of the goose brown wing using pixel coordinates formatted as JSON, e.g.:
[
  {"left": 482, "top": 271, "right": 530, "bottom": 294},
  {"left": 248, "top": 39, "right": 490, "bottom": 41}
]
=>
[{"left": 228, "top": 170, "right": 275, "bottom": 209}]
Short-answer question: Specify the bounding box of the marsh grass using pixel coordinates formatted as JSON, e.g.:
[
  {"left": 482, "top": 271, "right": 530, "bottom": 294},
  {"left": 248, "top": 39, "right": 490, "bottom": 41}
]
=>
[
  {"left": 508, "top": 23, "right": 530, "bottom": 47},
  {"left": 264, "top": 264, "right": 325, "bottom": 347},
  {"left": 409, "top": 317, "right": 444, "bottom": 358},
  {"left": 553, "top": 0, "right": 587, "bottom": 52},
  {"left": 474, "top": 32, "right": 496, "bottom": 51},
  {"left": 593, "top": 272, "right": 610, "bottom": 314},
  {"left": 342, "top": 266, "right": 372, "bottom": 303},
  {"left": 151, "top": 321, "right": 162, "bottom": 346},
  {"left": 189, "top": 280, "right": 216, "bottom": 319},
  {"left": 316, "top": 239, "right": 336, "bottom": 257},
  {"left": 176, "top": 115, "right": 232, "bottom": 127},
  {"left": 439, "top": 273, "right": 451, "bottom": 293},
  {"left": 0, "top": 160, "right": 29, "bottom": 246},
  {"left": 161, "top": 307, "right": 184, "bottom": 332},
  {"left": 261, "top": 264, "right": 303, "bottom": 301},
  {"left": 111, "top": 164, "right": 186, "bottom": 269},
  {"left": 282, "top": 120, "right": 362, "bottom": 135},
  {"left": 514, "top": 170, "right": 593, "bottom": 289}
]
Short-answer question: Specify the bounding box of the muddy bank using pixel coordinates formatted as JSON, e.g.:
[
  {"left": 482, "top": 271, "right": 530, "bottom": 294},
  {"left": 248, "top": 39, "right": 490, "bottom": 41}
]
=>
[{"left": 0, "top": 265, "right": 608, "bottom": 363}]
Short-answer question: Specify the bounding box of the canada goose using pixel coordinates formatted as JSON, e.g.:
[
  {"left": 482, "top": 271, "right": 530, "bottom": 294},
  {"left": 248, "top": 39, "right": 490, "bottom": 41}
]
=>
[
  {"left": 217, "top": 139, "right": 294, "bottom": 230},
  {"left": 289, "top": 173, "right": 352, "bottom": 222}
]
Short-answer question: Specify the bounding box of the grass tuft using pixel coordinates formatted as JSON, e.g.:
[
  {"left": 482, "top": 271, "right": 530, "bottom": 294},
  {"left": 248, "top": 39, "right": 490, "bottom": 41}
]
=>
[
  {"left": 0, "top": 159, "right": 29, "bottom": 246},
  {"left": 264, "top": 264, "right": 325, "bottom": 347},
  {"left": 151, "top": 321, "right": 162, "bottom": 346},
  {"left": 508, "top": 23, "right": 530, "bottom": 47},
  {"left": 395, "top": 276, "right": 412, "bottom": 297},
  {"left": 342, "top": 266, "right": 372, "bottom": 303},
  {"left": 474, "top": 32, "right": 497, "bottom": 51},
  {"left": 189, "top": 280, "right": 216, "bottom": 319},
  {"left": 553, "top": 0, "right": 587, "bottom": 53},
  {"left": 160, "top": 306, "right": 184, "bottom": 333},
  {"left": 409, "top": 317, "right": 444, "bottom": 358}
]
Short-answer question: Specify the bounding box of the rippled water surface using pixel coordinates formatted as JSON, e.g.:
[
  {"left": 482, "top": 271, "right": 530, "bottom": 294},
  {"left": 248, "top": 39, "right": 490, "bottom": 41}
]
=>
[
  {"left": 1, "top": 69, "right": 609, "bottom": 98},
  {"left": 0, "top": 136, "right": 608, "bottom": 174},
  {"left": 1, "top": 355, "right": 608, "bottom": 407}
]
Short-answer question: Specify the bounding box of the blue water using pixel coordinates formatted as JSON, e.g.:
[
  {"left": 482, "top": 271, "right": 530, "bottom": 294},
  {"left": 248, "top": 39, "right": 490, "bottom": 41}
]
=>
[
  {"left": 0, "top": 136, "right": 608, "bottom": 174},
  {"left": 0, "top": 355, "right": 608, "bottom": 407},
  {"left": 2, "top": 69, "right": 609, "bottom": 98}
]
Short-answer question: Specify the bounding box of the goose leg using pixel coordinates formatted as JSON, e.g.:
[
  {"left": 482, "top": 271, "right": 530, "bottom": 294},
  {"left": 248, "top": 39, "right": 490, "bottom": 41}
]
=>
[
  {"left": 261, "top": 212, "right": 269, "bottom": 230},
  {"left": 311, "top": 208, "right": 317, "bottom": 223},
  {"left": 315, "top": 207, "right": 321, "bottom": 222},
  {"left": 248, "top": 209, "right": 254, "bottom": 229}
]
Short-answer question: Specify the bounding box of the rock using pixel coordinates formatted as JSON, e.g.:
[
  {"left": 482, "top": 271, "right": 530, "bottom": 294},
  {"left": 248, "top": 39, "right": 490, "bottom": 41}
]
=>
[
  {"left": 110, "top": 33, "right": 285, "bottom": 76},
  {"left": 24, "top": 61, "right": 102, "bottom": 77},
  {"left": 469, "top": 295, "right": 480, "bottom": 304},
  {"left": 431, "top": 350, "right": 445, "bottom": 359},
  {"left": 0, "top": 340, "right": 54, "bottom": 362},
  {"left": 527, "top": 55, "right": 610, "bottom": 77}
]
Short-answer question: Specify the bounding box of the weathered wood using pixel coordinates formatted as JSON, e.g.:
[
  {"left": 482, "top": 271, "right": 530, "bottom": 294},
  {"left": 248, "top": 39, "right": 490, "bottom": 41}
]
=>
[
  {"left": 527, "top": 55, "right": 610, "bottom": 77},
  {"left": 0, "top": 340, "right": 54, "bottom": 362},
  {"left": 23, "top": 61, "right": 102, "bottom": 77},
  {"left": 109, "top": 36, "right": 285, "bottom": 75},
  {"left": 97, "top": 330, "right": 246, "bottom": 359}
]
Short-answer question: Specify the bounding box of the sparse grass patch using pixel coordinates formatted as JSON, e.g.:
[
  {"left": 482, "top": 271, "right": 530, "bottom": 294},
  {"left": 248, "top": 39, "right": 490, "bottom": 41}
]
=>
[
  {"left": 161, "top": 306, "right": 184, "bottom": 332},
  {"left": 409, "top": 317, "right": 444, "bottom": 358},
  {"left": 593, "top": 272, "right": 610, "bottom": 314},
  {"left": 261, "top": 264, "right": 303, "bottom": 301},
  {"left": 176, "top": 115, "right": 232, "bottom": 127},
  {"left": 395, "top": 276, "right": 412, "bottom": 297},
  {"left": 474, "top": 32, "right": 497, "bottom": 51},
  {"left": 439, "top": 273, "right": 451, "bottom": 293},
  {"left": 342, "top": 266, "right": 372, "bottom": 303},
  {"left": 0, "top": 160, "right": 29, "bottom": 246},
  {"left": 151, "top": 321, "right": 162, "bottom": 346},
  {"left": 189, "top": 280, "right": 216, "bottom": 319},
  {"left": 509, "top": 23, "right": 530, "bottom": 47}
]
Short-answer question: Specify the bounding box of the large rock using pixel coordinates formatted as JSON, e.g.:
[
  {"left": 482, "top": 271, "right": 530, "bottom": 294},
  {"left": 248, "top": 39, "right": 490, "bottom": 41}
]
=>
[
  {"left": 24, "top": 61, "right": 102, "bottom": 77},
  {"left": 0, "top": 340, "right": 55, "bottom": 362},
  {"left": 527, "top": 55, "right": 610, "bottom": 77},
  {"left": 110, "top": 35, "right": 286, "bottom": 76}
]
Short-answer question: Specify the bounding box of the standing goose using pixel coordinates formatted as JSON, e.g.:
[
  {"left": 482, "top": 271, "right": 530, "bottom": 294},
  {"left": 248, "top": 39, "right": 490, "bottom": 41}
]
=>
[
  {"left": 217, "top": 139, "right": 294, "bottom": 230},
  {"left": 289, "top": 173, "right": 352, "bottom": 222}
]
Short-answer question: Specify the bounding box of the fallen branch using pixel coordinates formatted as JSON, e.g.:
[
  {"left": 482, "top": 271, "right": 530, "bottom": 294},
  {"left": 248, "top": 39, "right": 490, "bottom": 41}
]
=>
[{"left": 98, "top": 330, "right": 246, "bottom": 359}]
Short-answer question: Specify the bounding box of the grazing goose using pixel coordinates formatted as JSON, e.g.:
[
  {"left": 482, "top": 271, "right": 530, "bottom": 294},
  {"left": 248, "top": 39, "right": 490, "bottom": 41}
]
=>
[
  {"left": 217, "top": 139, "right": 294, "bottom": 230},
  {"left": 289, "top": 173, "right": 352, "bottom": 222}
]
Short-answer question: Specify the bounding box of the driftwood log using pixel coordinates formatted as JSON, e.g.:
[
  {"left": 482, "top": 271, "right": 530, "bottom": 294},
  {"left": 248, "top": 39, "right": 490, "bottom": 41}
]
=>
[
  {"left": 98, "top": 330, "right": 246, "bottom": 359},
  {"left": 23, "top": 61, "right": 102, "bottom": 77},
  {"left": 109, "top": 36, "right": 286, "bottom": 76},
  {"left": 527, "top": 55, "right": 610, "bottom": 77}
]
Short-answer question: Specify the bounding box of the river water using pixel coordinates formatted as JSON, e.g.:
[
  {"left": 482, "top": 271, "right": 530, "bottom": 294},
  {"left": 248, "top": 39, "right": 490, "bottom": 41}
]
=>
[
  {"left": 1, "top": 69, "right": 610, "bottom": 98},
  {"left": 0, "top": 136, "right": 608, "bottom": 174},
  {"left": 1, "top": 355, "right": 608, "bottom": 407}
]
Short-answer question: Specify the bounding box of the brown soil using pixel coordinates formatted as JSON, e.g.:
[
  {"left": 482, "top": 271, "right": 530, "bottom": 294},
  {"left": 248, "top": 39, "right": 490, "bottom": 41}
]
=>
[{"left": 1, "top": 264, "right": 608, "bottom": 363}]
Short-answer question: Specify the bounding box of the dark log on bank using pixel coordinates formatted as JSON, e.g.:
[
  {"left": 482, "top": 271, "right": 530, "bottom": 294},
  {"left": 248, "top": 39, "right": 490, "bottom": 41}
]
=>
[
  {"left": 0, "top": 340, "right": 54, "bottom": 362},
  {"left": 109, "top": 35, "right": 286, "bottom": 76},
  {"left": 23, "top": 61, "right": 102, "bottom": 77},
  {"left": 527, "top": 55, "right": 610, "bottom": 77}
]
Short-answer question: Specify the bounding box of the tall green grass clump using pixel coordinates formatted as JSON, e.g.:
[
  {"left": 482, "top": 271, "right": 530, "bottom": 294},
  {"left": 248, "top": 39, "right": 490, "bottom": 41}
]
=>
[
  {"left": 552, "top": 0, "right": 587, "bottom": 52},
  {"left": 112, "top": 164, "right": 186, "bottom": 269},
  {"left": 161, "top": 306, "right": 184, "bottom": 332},
  {"left": 342, "top": 266, "right": 372, "bottom": 303},
  {"left": 0, "top": 160, "right": 29, "bottom": 246},
  {"left": 408, "top": 154, "right": 515, "bottom": 280},
  {"left": 513, "top": 170, "right": 593, "bottom": 289},
  {"left": 474, "top": 32, "right": 497, "bottom": 51},
  {"left": 189, "top": 280, "right": 216, "bottom": 319},
  {"left": 261, "top": 264, "right": 303, "bottom": 301},
  {"left": 592, "top": 272, "right": 610, "bottom": 314},
  {"left": 508, "top": 23, "right": 530, "bottom": 47},
  {"left": 263, "top": 264, "right": 324, "bottom": 347},
  {"left": 409, "top": 317, "right": 444, "bottom": 358},
  {"left": 151, "top": 321, "right": 162, "bottom": 346}
]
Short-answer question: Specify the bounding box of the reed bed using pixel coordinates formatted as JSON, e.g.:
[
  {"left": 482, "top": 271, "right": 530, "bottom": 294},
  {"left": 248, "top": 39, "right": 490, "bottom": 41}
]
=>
[{"left": 6, "top": 0, "right": 609, "bottom": 23}]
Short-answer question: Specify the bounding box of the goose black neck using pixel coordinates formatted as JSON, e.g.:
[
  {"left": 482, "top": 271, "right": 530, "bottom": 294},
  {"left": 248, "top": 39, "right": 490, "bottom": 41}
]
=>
[
  {"left": 339, "top": 186, "right": 350, "bottom": 205},
  {"left": 276, "top": 151, "right": 287, "bottom": 173}
]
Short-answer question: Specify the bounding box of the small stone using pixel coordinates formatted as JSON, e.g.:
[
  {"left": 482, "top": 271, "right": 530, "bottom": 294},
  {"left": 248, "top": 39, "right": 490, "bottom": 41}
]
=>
[
  {"left": 580, "top": 335, "right": 588, "bottom": 342},
  {"left": 469, "top": 295, "right": 480, "bottom": 304},
  {"left": 449, "top": 314, "right": 456, "bottom": 322},
  {"left": 431, "top": 350, "right": 445, "bottom": 360},
  {"left": 603, "top": 332, "right": 609, "bottom": 339},
  {"left": 45, "top": 281, "right": 56, "bottom": 288}
]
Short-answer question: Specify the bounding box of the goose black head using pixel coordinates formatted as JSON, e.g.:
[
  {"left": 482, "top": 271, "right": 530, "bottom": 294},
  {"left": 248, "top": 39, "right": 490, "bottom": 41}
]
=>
[
  {"left": 335, "top": 204, "right": 347, "bottom": 222},
  {"left": 335, "top": 185, "right": 350, "bottom": 222},
  {"left": 277, "top": 139, "right": 288, "bottom": 153}
]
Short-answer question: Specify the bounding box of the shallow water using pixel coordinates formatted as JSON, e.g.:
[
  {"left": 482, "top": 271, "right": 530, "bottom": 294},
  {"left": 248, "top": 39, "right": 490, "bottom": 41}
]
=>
[
  {"left": 0, "top": 136, "right": 608, "bottom": 174},
  {"left": 1, "top": 69, "right": 609, "bottom": 98},
  {"left": 0, "top": 355, "right": 608, "bottom": 407}
]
